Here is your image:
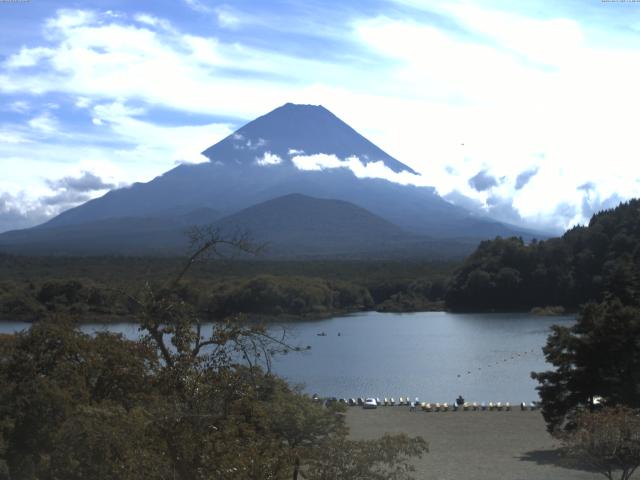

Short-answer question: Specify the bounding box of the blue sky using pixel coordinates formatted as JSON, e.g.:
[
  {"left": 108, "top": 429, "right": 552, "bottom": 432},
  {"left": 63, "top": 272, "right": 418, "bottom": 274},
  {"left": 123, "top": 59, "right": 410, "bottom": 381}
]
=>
[{"left": 1, "top": 0, "right": 640, "bottom": 233}]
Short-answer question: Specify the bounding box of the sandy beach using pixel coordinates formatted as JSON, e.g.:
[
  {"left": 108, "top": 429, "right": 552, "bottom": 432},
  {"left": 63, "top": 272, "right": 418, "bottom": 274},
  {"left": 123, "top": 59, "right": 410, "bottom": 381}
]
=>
[{"left": 346, "top": 406, "right": 601, "bottom": 480}]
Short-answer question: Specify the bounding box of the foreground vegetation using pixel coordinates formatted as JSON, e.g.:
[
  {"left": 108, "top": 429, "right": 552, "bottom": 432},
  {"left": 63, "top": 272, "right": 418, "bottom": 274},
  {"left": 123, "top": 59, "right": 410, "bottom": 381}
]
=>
[
  {"left": 530, "top": 273, "right": 640, "bottom": 478},
  {"left": 533, "top": 298, "right": 640, "bottom": 433},
  {"left": 0, "top": 232, "right": 428, "bottom": 479}
]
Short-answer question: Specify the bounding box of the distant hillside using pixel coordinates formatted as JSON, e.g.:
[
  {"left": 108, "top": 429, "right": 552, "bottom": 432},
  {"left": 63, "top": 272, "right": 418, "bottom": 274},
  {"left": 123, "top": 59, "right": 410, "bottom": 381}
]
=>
[
  {"left": 0, "top": 194, "right": 478, "bottom": 259},
  {"left": 0, "top": 208, "right": 221, "bottom": 256},
  {"left": 445, "top": 199, "right": 640, "bottom": 311},
  {"left": 216, "top": 193, "right": 408, "bottom": 254}
]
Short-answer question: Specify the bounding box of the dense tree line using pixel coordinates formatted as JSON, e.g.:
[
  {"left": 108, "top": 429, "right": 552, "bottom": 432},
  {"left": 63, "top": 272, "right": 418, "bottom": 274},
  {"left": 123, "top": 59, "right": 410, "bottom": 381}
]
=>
[
  {"left": 206, "top": 275, "right": 373, "bottom": 318},
  {"left": 0, "top": 260, "right": 452, "bottom": 321},
  {"left": 446, "top": 199, "right": 640, "bottom": 311}
]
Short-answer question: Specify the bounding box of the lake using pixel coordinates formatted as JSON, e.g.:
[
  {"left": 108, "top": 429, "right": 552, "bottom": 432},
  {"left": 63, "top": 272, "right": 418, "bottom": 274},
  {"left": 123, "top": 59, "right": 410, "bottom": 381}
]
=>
[{"left": 1, "top": 311, "right": 573, "bottom": 404}]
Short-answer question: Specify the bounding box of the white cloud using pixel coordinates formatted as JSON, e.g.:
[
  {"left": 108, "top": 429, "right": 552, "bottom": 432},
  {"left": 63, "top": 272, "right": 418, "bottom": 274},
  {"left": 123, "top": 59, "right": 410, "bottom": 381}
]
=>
[
  {"left": 4, "top": 47, "right": 54, "bottom": 69},
  {"left": 6, "top": 100, "right": 30, "bottom": 113},
  {"left": 0, "top": 168, "right": 120, "bottom": 233},
  {"left": 0, "top": 9, "right": 308, "bottom": 118},
  {"left": 255, "top": 151, "right": 282, "bottom": 166},
  {"left": 291, "top": 153, "right": 346, "bottom": 171},
  {"left": 89, "top": 100, "right": 233, "bottom": 165},
  {"left": 75, "top": 96, "right": 91, "bottom": 108},
  {"left": 0, "top": 131, "right": 31, "bottom": 144},
  {"left": 183, "top": 0, "right": 214, "bottom": 14},
  {"left": 0, "top": 191, "right": 51, "bottom": 233},
  {"left": 134, "top": 13, "right": 173, "bottom": 31},
  {"left": 215, "top": 6, "right": 241, "bottom": 29},
  {"left": 246, "top": 138, "right": 267, "bottom": 150},
  {"left": 27, "top": 112, "right": 59, "bottom": 134},
  {"left": 291, "top": 153, "right": 430, "bottom": 186}
]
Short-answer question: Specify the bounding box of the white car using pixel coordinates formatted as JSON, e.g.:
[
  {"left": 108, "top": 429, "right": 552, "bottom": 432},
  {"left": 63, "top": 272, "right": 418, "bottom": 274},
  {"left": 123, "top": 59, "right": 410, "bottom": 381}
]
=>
[{"left": 363, "top": 398, "right": 378, "bottom": 409}]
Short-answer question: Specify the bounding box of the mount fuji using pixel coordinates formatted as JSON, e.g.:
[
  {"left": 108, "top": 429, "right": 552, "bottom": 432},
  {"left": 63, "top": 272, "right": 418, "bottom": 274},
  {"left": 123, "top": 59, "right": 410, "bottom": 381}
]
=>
[{"left": 0, "top": 103, "right": 540, "bottom": 257}]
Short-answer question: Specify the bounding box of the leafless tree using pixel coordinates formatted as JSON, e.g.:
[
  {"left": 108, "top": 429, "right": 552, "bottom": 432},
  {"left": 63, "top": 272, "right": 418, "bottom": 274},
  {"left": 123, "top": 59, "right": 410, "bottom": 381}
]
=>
[
  {"left": 561, "top": 406, "right": 640, "bottom": 480},
  {"left": 123, "top": 225, "right": 297, "bottom": 371}
]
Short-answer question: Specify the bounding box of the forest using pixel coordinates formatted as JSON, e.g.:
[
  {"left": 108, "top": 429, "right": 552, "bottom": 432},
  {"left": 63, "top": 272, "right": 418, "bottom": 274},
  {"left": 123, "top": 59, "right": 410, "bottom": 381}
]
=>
[
  {"left": 445, "top": 199, "right": 640, "bottom": 312},
  {"left": 0, "top": 255, "right": 452, "bottom": 322}
]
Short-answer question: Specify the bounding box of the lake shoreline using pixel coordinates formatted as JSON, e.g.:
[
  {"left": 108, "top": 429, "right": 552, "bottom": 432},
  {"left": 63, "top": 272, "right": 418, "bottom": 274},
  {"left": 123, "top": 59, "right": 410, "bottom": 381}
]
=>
[{"left": 0, "top": 306, "right": 573, "bottom": 324}]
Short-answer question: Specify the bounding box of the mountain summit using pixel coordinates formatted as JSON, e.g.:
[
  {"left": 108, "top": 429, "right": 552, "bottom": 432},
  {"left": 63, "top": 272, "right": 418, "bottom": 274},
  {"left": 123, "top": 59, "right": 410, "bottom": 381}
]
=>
[
  {"left": 0, "top": 103, "right": 540, "bottom": 257},
  {"left": 202, "top": 103, "right": 417, "bottom": 174}
]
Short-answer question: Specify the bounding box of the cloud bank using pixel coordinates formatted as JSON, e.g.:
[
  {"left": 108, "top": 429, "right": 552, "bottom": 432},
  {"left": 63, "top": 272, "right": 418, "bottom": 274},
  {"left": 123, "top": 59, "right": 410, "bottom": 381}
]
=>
[
  {"left": 0, "top": 170, "right": 117, "bottom": 232},
  {"left": 290, "top": 153, "right": 430, "bottom": 186}
]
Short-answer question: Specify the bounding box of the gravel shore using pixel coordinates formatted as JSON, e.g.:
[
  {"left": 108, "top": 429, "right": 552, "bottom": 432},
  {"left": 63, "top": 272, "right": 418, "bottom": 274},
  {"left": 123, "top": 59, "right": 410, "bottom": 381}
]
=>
[{"left": 346, "top": 406, "right": 601, "bottom": 480}]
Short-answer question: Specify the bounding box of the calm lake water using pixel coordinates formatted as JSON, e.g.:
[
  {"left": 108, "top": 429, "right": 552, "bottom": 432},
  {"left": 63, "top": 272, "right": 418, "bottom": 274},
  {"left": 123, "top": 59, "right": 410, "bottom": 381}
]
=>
[{"left": 1, "top": 311, "right": 574, "bottom": 403}]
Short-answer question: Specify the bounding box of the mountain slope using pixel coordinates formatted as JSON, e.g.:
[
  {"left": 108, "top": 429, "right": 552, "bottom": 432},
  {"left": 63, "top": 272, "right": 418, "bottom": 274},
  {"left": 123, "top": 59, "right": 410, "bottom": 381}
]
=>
[
  {"left": 202, "top": 103, "right": 417, "bottom": 174},
  {"left": 0, "top": 208, "right": 222, "bottom": 255},
  {"left": 1, "top": 103, "right": 544, "bottom": 256},
  {"left": 0, "top": 194, "right": 477, "bottom": 258},
  {"left": 215, "top": 193, "right": 411, "bottom": 256}
]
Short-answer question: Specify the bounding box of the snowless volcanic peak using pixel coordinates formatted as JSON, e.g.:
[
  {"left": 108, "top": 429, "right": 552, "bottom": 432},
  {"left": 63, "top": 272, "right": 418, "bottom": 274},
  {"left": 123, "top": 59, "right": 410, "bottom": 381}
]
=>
[
  {"left": 201, "top": 103, "right": 418, "bottom": 175},
  {"left": 6, "top": 100, "right": 543, "bottom": 254}
]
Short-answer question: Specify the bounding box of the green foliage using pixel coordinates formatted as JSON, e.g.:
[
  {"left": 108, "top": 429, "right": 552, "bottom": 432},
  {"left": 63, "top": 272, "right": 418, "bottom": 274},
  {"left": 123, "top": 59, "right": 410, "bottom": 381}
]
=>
[
  {"left": 446, "top": 199, "right": 640, "bottom": 311},
  {"left": 0, "top": 322, "right": 160, "bottom": 478},
  {"left": 207, "top": 275, "right": 373, "bottom": 318},
  {"left": 532, "top": 299, "right": 640, "bottom": 433},
  {"left": 0, "top": 257, "right": 455, "bottom": 321},
  {"left": 0, "top": 319, "right": 427, "bottom": 479}
]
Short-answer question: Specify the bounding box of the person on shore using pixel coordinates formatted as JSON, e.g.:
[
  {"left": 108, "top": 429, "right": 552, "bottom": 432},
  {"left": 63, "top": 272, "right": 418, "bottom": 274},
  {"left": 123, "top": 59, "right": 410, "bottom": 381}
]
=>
[
  {"left": 410, "top": 401, "right": 416, "bottom": 412},
  {"left": 456, "top": 395, "right": 465, "bottom": 406}
]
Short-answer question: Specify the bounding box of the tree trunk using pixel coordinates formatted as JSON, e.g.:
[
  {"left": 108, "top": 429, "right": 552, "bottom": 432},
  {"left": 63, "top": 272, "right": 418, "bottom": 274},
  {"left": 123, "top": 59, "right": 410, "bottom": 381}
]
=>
[{"left": 293, "top": 456, "right": 300, "bottom": 480}]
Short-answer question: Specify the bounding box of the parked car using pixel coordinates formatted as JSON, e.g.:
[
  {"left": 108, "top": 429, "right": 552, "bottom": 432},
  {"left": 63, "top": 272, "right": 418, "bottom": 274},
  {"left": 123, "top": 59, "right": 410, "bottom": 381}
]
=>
[{"left": 363, "top": 398, "right": 378, "bottom": 409}]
